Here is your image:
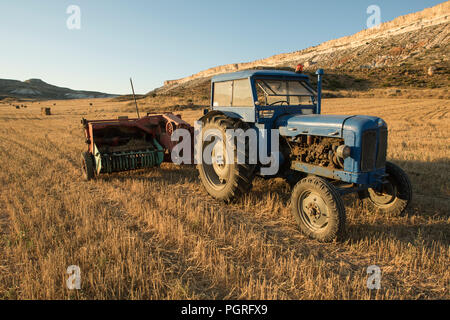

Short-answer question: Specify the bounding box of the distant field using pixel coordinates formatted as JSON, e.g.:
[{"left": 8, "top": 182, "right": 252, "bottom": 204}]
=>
[{"left": 0, "top": 97, "right": 448, "bottom": 299}]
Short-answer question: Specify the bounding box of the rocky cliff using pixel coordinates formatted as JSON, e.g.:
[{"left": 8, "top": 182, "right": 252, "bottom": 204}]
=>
[{"left": 162, "top": 2, "right": 449, "bottom": 89}]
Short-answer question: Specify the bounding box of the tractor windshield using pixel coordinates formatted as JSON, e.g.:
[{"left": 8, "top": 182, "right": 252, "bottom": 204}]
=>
[{"left": 255, "top": 79, "right": 316, "bottom": 106}]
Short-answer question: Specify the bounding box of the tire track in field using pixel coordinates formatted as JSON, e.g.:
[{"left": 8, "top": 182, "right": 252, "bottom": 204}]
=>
[
  {"left": 104, "top": 174, "right": 280, "bottom": 298},
  {"left": 0, "top": 138, "right": 68, "bottom": 298},
  {"left": 0, "top": 143, "right": 13, "bottom": 248},
  {"left": 98, "top": 176, "right": 232, "bottom": 298},
  {"left": 0, "top": 132, "right": 82, "bottom": 237},
  {"left": 0, "top": 145, "right": 14, "bottom": 296},
  {"left": 421, "top": 105, "right": 449, "bottom": 120},
  {"left": 330, "top": 99, "right": 441, "bottom": 122},
  {"left": 43, "top": 133, "right": 80, "bottom": 169},
  {"left": 0, "top": 133, "right": 80, "bottom": 180}
]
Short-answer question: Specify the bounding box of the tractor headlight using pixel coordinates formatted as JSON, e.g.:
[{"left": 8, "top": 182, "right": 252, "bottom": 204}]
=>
[{"left": 336, "top": 145, "right": 351, "bottom": 159}]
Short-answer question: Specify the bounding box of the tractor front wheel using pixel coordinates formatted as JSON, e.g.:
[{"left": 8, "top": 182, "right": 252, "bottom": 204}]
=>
[
  {"left": 291, "top": 176, "right": 346, "bottom": 242},
  {"left": 359, "top": 161, "right": 412, "bottom": 216},
  {"left": 81, "top": 152, "right": 95, "bottom": 181}
]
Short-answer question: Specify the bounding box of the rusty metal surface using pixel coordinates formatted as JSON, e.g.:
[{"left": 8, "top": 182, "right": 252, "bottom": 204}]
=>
[{"left": 82, "top": 113, "right": 194, "bottom": 165}]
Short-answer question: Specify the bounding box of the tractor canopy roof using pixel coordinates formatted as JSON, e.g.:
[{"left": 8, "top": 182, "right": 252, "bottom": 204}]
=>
[{"left": 211, "top": 70, "right": 310, "bottom": 83}]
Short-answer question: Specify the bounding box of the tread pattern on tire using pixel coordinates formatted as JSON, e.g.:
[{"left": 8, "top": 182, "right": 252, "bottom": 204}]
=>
[
  {"left": 197, "top": 113, "right": 256, "bottom": 203},
  {"left": 291, "top": 176, "right": 346, "bottom": 242},
  {"left": 361, "top": 161, "right": 412, "bottom": 216}
]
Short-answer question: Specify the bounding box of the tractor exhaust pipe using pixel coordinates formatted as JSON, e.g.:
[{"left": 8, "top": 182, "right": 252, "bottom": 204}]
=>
[{"left": 316, "top": 69, "right": 324, "bottom": 114}]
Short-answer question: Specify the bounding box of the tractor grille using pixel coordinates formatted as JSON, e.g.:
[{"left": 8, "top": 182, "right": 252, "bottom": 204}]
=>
[
  {"left": 361, "top": 130, "right": 377, "bottom": 171},
  {"left": 376, "top": 128, "right": 388, "bottom": 168}
]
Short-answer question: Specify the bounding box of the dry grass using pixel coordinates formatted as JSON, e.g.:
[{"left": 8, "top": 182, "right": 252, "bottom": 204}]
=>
[{"left": 0, "top": 97, "right": 448, "bottom": 300}]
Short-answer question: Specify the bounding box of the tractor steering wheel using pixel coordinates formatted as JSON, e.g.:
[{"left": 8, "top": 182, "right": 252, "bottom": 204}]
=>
[{"left": 269, "top": 100, "right": 289, "bottom": 106}]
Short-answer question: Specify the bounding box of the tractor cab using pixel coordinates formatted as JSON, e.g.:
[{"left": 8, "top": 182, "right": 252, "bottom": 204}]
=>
[{"left": 210, "top": 70, "right": 323, "bottom": 126}]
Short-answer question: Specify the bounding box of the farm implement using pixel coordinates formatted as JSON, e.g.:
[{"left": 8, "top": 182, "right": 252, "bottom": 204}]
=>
[
  {"left": 81, "top": 67, "right": 412, "bottom": 242},
  {"left": 81, "top": 113, "right": 193, "bottom": 179}
]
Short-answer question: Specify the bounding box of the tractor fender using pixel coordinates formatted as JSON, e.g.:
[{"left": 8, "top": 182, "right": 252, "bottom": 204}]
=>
[
  {"left": 199, "top": 110, "right": 244, "bottom": 123},
  {"left": 198, "top": 110, "right": 226, "bottom": 123}
]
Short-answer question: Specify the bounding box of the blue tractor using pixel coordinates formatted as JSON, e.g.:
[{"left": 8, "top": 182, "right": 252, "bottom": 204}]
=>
[{"left": 197, "top": 69, "right": 412, "bottom": 242}]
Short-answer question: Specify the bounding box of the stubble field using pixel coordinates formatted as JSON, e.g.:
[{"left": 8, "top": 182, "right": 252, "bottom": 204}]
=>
[{"left": 0, "top": 97, "right": 448, "bottom": 299}]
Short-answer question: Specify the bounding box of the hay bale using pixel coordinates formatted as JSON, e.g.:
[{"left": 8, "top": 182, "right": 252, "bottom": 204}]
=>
[{"left": 41, "top": 107, "right": 51, "bottom": 115}]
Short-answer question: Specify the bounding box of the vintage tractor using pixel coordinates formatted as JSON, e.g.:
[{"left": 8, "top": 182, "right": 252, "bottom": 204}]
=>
[{"left": 197, "top": 69, "right": 412, "bottom": 241}]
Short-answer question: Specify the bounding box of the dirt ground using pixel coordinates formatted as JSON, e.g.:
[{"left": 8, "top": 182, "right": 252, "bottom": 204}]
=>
[{"left": 0, "top": 97, "right": 448, "bottom": 299}]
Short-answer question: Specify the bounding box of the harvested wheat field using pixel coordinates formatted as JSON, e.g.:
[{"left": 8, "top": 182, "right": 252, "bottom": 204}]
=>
[{"left": 0, "top": 97, "right": 448, "bottom": 300}]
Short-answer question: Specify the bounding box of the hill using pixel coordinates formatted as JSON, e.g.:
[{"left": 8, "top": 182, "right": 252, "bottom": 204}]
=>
[
  {"left": 0, "top": 78, "right": 116, "bottom": 101},
  {"left": 140, "top": 1, "right": 449, "bottom": 111}
]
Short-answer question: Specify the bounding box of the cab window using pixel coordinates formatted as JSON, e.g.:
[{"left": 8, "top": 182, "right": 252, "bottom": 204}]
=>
[
  {"left": 213, "top": 81, "right": 232, "bottom": 107},
  {"left": 255, "top": 79, "right": 315, "bottom": 106},
  {"left": 232, "top": 79, "right": 253, "bottom": 107},
  {"left": 213, "top": 79, "right": 254, "bottom": 107}
]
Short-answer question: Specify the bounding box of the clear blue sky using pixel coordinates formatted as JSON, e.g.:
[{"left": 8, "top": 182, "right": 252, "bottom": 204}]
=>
[{"left": 0, "top": 0, "right": 445, "bottom": 94}]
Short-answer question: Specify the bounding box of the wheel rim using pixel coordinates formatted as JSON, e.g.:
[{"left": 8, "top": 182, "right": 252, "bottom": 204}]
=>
[
  {"left": 368, "top": 177, "right": 397, "bottom": 206},
  {"left": 202, "top": 140, "right": 230, "bottom": 191},
  {"left": 298, "top": 191, "right": 329, "bottom": 231},
  {"left": 211, "top": 142, "right": 229, "bottom": 180}
]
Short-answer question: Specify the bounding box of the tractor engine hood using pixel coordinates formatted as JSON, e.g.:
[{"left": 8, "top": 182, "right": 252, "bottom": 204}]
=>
[{"left": 276, "top": 114, "right": 383, "bottom": 138}]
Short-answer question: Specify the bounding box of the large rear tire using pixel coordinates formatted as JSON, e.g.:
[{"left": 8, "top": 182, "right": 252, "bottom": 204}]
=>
[
  {"left": 360, "top": 161, "right": 412, "bottom": 216},
  {"left": 291, "top": 176, "right": 346, "bottom": 242},
  {"left": 197, "top": 113, "right": 256, "bottom": 202}
]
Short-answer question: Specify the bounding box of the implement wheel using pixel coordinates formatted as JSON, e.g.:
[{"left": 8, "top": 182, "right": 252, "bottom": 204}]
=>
[
  {"left": 359, "top": 161, "right": 412, "bottom": 216},
  {"left": 81, "top": 152, "right": 95, "bottom": 181},
  {"left": 291, "top": 176, "right": 346, "bottom": 242},
  {"left": 197, "top": 113, "right": 256, "bottom": 203}
]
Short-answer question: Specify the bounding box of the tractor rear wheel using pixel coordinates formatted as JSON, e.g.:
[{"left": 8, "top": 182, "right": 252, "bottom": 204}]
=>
[
  {"left": 197, "top": 113, "right": 256, "bottom": 202},
  {"left": 291, "top": 176, "right": 346, "bottom": 242},
  {"left": 81, "top": 152, "right": 95, "bottom": 181},
  {"left": 360, "top": 161, "right": 412, "bottom": 216}
]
